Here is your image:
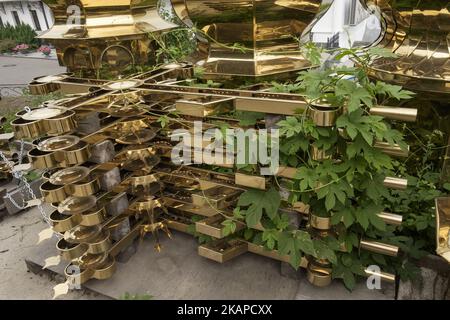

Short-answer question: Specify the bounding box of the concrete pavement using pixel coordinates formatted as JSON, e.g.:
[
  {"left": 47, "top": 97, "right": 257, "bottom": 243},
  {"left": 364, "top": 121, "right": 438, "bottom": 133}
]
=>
[{"left": 0, "top": 56, "right": 66, "bottom": 87}]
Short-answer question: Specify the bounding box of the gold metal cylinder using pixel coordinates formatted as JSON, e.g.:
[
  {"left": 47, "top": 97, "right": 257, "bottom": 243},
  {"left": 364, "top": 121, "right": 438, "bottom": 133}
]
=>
[
  {"left": 81, "top": 207, "right": 106, "bottom": 227},
  {"left": 306, "top": 262, "right": 332, "bottom": 287},
  {"left": 364, "top": 268, "right": 396, "bottom": 283},
  {"left": 28, "top": 148, "right": 57, "bottom": 169},
  {"left": 62, "top": 141, "right": 91, "bottom": 166},
  {"left": 92, "top": 257, "right": 116, "bottom": 280},
  {"left": 40, "top": 181, "right": 68, "bottom": 203},
  {"left": 370, "top": 107, "right": 418, "bottom": 122},
  {"left": 70, "top": 178, "right": 100, "bottom": 197},
  {"left": 29, "top": 82, "right": 59, "bottom": 95},
  {"left": 374, "top": 141, "right": 409, "bottom": 158},
  {"left": 383, "top": 177, "right": 408, "bottom": 190},
  {"left": 43, "top": 110, "right": 77, "bottom": 135},
  {"left": 49, "top": 210, "right": 82, "bottom": 233},
  {"left": 377, "top": 212, "right": 403, "bottom": 226},
  {"left": 311, "top": 145, "right": 331, "bottom": 161},
  {"left": 310, "top": 213, "right": 331, "bottom": 231},
  {"left": 307, "top": 106, "right": 341, "bottom": 127},
  {"left": 11, "top": 118, "right": 43, "bottom": 139},
  {"left": 360, "top": 239, "right": 399, "bottom": 257},
  {"left": 64, "top": 263, "right": 94, "bottom": 285},
  {"left": 87, "top": 231, "right": 111, "bottom": 254},
  {"left": 56, "top": 239, "right": 88, "bottom": 261}
]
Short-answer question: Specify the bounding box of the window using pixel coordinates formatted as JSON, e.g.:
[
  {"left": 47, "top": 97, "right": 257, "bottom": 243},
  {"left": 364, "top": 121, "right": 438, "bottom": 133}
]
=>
[
  {"left": 11, "top": 11, "right": 20, "bottom": 26},
  {"left": 30, "top": 10, "right": 41, "bottom": 31},
  {"left": 344, "top": 0, "right": 357, "bottom": 26},
  {"left": 348, "top": 0, "right": 357, "bottom": 26}
]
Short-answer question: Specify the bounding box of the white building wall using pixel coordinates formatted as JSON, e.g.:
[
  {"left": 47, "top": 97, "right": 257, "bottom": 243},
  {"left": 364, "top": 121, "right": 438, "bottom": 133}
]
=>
[
  {"left": 0, "top": 0, "right": 53, "bottom": 33},
  {"left": 311, "top": 0, "right": 381, "bottom": 48}
]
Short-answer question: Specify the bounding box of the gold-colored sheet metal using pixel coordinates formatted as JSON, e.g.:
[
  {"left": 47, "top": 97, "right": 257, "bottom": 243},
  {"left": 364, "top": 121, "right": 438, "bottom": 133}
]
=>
[
  {"left": 170, "top": 0, "right": 327, "bottom": 78},
  {"left": 367, "top": 0, "right": 450, "bottom": 96}
]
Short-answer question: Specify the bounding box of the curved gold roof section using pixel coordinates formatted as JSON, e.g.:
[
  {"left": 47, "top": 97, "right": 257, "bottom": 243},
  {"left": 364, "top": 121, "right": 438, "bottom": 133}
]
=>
[
  {"left": 40, "top": 0, "right": 176, "bottom": 40},
  {"left": 169, "top": 0, "right": 327, "bottom": 79},
  {"left": 368, "top": 0, "right": 450, "bottom": 96}
]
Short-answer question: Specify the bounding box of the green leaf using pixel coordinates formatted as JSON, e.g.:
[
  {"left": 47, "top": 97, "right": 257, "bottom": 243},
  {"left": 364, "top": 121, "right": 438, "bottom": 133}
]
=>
[
  {"left": 280, "top": 136, "right": 309, "bottom": 155},
  {"left": 244, "top": 228, "right": 254, "bottom": 240},
  {"left": 277, "top": 116, "right": 302, "bottom": 138},
  {"left": 314, "top": 239, "right": 337, "bottom": 264},
  {"left": 342, "top": 209, "right": 355, "bottom": 228},
  {"left": 325, "top": 193, "right": 336, "bottom": 211},
  {"left": 238, "top": 187, "right": 281, "bottom": 226},
  {"left": 262, "top": 229, "right": 278, "bottom": 250},
  {"left": 295, "top": 167, "right": 318, "bottom": 191},
  {"left": 235, "top": 111, "right": 265, "bottom": 126},
  {"left": 342, "top": 270, "right": 356, "bottom": 290},
  {"left": 221, "top": 219, "right": 237, "bottom": 236},
  {"left": 368, "top": 212, "right": 386, "bottom": 231},
  {"left": 157, "top": 115, "right": 169, "bottom": 128}
]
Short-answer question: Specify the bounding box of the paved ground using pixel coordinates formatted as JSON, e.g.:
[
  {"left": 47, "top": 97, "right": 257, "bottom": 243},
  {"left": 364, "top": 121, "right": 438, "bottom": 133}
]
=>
[
  {"left": 23, "top": 211, "right": 395, "bottom": 300},
  {"left": 0, "top": 205, "right": 103, "bottom": 299},
  {"left": 0, "top": 56, "right": 66, "bottom": 87}
]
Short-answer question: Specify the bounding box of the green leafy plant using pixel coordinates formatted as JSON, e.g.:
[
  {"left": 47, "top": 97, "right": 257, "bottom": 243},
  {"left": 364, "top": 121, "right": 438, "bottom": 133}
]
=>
[
  {"left": 0, "top": 24, "right": 39, "bottom": 48},
  {"left": 217, "top": 45, "right": 432, "bottom": 290}
]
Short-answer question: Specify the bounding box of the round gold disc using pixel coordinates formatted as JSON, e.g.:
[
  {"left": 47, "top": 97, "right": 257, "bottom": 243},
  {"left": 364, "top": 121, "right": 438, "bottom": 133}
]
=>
[
  {"left": 116, "top": 128, "right": 156, "bottom": 145},
  {"left": 49, "top": 166, "right": 90, "bottom": 185},
  {"left": 22, "top": 106, "right": 68, "bottom": 120},
  {"left": 58, "top": 195, "right": 97, "bottom": 215},
  {"left": 37, "top": 135, "right": 80, "bottom": 152}
]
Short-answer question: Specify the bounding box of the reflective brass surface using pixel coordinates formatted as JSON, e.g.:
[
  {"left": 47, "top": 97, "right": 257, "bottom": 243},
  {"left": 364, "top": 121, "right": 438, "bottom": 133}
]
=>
[
  {"left": 22, "top": 106, "right": 67, "bottom": 121},
  {"left": 368, "top": 0, "right": 450, "bottom": 96},
  {"left": 198, "top": 239, "right": 247, "bottom": 263},
  {"left": 307, "top": 106, "right": 341, "bottom": 127},
  {"left": 171, "top": 0, "right": 325, "bottom": 78},
  {"left": 383, "top": 176, "right": 408, "bottom": 190},
  {"left": 360, "top": 239, "right": 399, "bottom": 257},
  {"left": 49, "top": 210, "right": 83, "bottom": 233},
  {"left": 63, "top": 141, "right": 91, "bottom": 166},
  {"left": 57, "top": 239, "right": 89, "bottom": 261},
  {"left": 374, "top": 141, "right": 409, "bottom": 158},
  {"left": 49, "top": 166, "right": 90, "bottom": 185},
  {"left": 39, "top": 0, "right": 176, "bottom": 73},
  {"left": 195, "top": 215, "right": 244, "bottom": 239},
  {"left": 306, "top": 261, "right": 332, "bottom": 287},
  {"left": 43, "top": 111, "right": 77, "bottom": 135},
  {"left": 435, "top": 197, "right": 450, "bottom": 262},
  {"left": 377, "top": 212, "right": 403, "bottom": 226},
  {"left": 38, "top": 135, "right": 80, "bottom": 152},
  {"left": 58, "top": 196, "right": 97, "bottom": 215},
  {"left": 309, "top": 213, "right": 331, "bottom": 231},
  {"left": 81, "top": 207, "right": 107, "bottom": 226},
  {"left": 11, "top": 118, "right": 43, "bottom": 139},
  {"left": 40, "top": 181, "right": 68, "bottom": 203},
  {"left": 28, "top": 148, "right": 57, "bottom": 169},
  {"left": 364, "top": 268, "right": 395, "bottom": 283},
  {"left": 70, "top": 178, "right": 100, "bottom": 197},
  {"left": 369, "top": 106, "right": 418, "bottom": 122},
  {"left": 87, "top": 230, "right": 111, "bottom": 254}
]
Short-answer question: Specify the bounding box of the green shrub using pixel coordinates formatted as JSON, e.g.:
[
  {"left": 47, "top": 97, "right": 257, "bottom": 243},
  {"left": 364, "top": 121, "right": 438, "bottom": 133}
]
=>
[
  {"left": 0, "top": 39, "right": 17, "bottom": 53},
  {"left": 0, "top": 23, "right": 39, "bottom": 47}
]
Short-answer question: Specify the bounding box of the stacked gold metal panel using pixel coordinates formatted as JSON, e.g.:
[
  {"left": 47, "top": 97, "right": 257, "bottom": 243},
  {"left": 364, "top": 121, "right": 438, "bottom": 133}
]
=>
[
  {"left": 11, "top": 0, "right": 450, "bottom": 289},
  {"left": 39, "top": 0, "right": 177, "bottom": 75},
  {"left": 170, "top": 0, "right": 328, "bottom": 79},
  {"left": 364, "top": 0, "right": 450, "bottom": 263}
]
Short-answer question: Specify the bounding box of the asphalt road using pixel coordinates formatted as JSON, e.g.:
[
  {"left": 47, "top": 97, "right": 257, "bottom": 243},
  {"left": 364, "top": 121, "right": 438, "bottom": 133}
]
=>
[{"left": 0, "top": 56, "right": 66, "bottom": 86}]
